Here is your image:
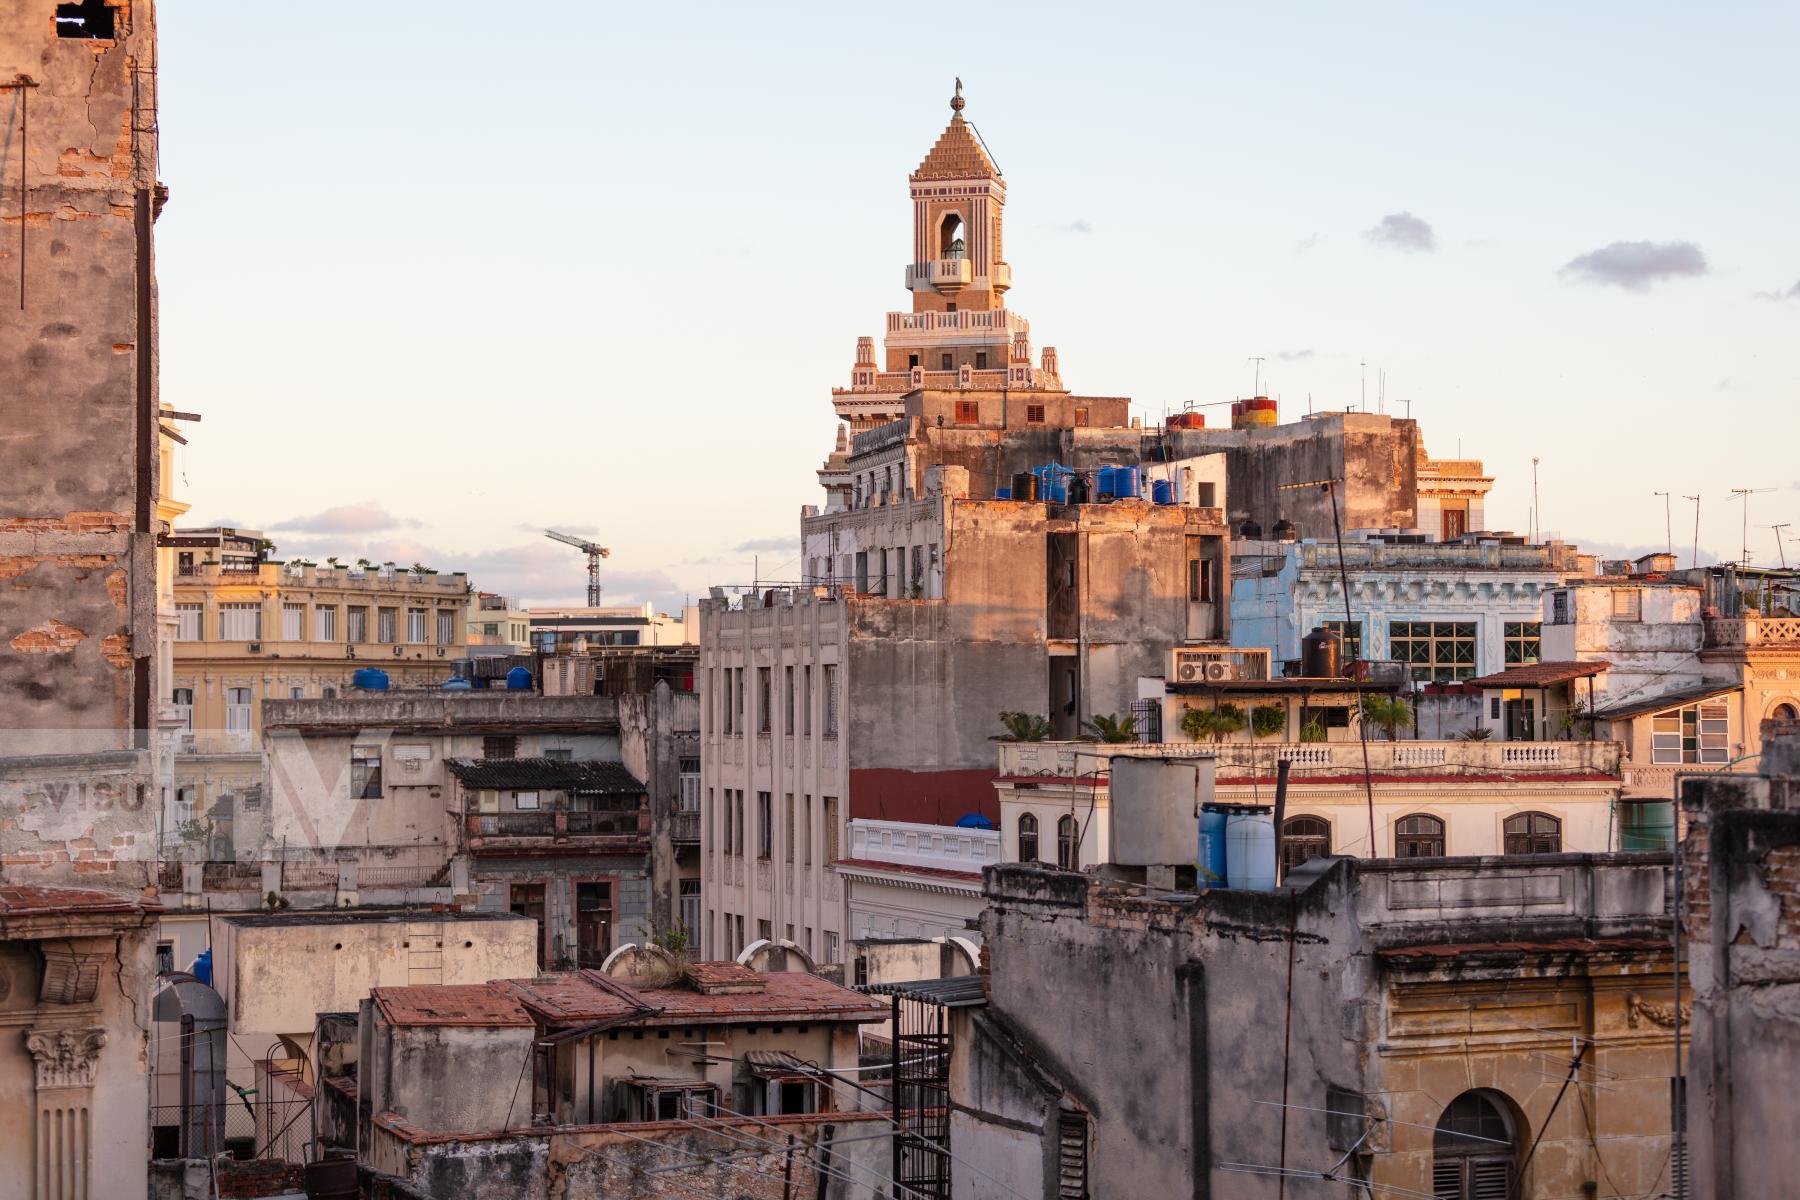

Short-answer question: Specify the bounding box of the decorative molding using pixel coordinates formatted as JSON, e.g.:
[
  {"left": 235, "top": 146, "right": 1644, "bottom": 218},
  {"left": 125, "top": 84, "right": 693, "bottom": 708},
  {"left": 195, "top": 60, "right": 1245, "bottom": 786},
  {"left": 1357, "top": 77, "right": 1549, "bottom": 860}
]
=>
[
  {"left": 1626, "top": 992, "right": 1690, "bottom": 1029},
  {"left": 24, "top": 1026, "right": 106, "bottom": 1090}
]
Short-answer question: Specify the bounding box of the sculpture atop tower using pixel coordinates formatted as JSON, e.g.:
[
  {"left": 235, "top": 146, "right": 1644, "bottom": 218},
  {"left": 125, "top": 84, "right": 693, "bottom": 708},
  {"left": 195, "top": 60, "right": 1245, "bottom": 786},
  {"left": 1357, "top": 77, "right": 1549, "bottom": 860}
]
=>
[{"left": 905, "top": 81, "right": 1011, "bottom": 312}]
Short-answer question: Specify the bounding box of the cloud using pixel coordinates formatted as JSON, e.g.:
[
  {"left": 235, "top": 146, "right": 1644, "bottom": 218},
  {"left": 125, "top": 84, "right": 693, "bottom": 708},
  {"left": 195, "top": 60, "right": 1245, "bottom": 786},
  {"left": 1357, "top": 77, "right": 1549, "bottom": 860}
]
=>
[
  {"left": 1753, "top": 280, "right": 1800, "bottom": 301},
  {"left": 1292, "top": 233, "right": 1324, "bottom": 254},
  {"left": 270, "top": 501, "right": 420, "bottom": 535},
  {"left": 1275, "top": 349, "right": 1314, "bottom": 362},
  {"left": 1572, "top": 537, "right": 1719, "bottom": 568},
  {"left": 1056, "top": 219, "right": 1094, "bottom": 234},
  {"left": 1364, "top": 212, "right": 1436, "bottom": 254},
  {"left": 732, "top": 536, "right": 801, "bottom": 554},
  {"left": 1558, "top": 240, "right": 1708, "bottom": 291}
]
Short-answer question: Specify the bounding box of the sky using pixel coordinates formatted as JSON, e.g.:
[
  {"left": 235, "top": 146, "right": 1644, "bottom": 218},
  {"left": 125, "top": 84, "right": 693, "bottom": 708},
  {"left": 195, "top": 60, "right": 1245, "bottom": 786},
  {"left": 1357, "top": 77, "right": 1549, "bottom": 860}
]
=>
[{"left": 154, "top": 3, "right": 1800, "bottom": 610}]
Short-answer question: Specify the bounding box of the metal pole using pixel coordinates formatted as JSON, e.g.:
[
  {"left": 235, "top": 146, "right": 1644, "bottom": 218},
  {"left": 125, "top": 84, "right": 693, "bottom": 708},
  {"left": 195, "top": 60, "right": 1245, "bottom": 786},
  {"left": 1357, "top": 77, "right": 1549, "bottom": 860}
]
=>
[
  {"left": 1685, "top": 496, "right": 1701, "bottom": 570},
  {"left": 1656, "top": 492, "right": 1672, "bottom": 557}
]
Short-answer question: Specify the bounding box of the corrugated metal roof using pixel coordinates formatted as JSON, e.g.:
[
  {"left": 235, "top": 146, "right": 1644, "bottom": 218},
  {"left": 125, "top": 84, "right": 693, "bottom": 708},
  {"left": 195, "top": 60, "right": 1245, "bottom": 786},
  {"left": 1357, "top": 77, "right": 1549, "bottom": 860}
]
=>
[
  {"left": 859, "top": 975, "right": 988, "bottom": 1007},
  {"left": 444, "top": 757, "right": 644, "bottom": 792},
  {"left": 1467, "top": 661, "right": 1612, "bottom": 688},
  {"left": 1591, "top": 682, "right": 1740, "bottom": 721}
]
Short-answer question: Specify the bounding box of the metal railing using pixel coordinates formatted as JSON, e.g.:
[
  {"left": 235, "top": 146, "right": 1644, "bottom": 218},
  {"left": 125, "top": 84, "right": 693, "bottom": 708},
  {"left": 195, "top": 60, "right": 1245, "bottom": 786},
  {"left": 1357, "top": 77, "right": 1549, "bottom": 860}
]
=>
[
  {"left": 150, "top": 1095, "right": 311, "bottom": 1163},
  {"left": 671, "top": 810, "right": 701, "bottom": 845}
]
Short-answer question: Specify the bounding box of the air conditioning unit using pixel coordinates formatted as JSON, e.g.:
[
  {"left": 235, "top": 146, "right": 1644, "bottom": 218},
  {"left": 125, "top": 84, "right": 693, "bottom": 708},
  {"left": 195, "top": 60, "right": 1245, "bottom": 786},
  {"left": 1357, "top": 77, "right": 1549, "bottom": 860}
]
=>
[
  {"left": 247, "top": 642, "right": 262, "bottom": 653},
  {"left": 1203, "top": 659, "right": 1238, "bottom": 682}
]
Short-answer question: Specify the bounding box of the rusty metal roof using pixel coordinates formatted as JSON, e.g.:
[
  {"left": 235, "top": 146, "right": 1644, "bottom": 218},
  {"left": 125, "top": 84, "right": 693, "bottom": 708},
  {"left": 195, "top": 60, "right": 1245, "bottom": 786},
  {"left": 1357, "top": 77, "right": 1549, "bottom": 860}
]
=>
[{"left": 1467, "top": 661, "right": 1612, "bottom": 688}]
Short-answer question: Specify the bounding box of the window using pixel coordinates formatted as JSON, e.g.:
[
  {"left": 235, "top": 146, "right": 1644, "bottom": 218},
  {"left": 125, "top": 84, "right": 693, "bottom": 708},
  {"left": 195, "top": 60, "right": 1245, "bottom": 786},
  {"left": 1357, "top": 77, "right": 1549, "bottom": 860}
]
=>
[
  {"left": 1057, "top": 1110, "right": 1091, "bottom": 1200},
  {"left": 315, "top": 605, "right": 338, "bottom": 641},
  {"left": 176, "top": 603, "right": 203, "bottom": 641},
  {"left": 1389, "top": 620, "right": 1478, "bottom": 682},
  {"left": 219, "top": 602, "right": 261, "bottom": 641},
  {"left": 1432, "top": 1091, "right": 1517, "bottom": 1200},
  {"left": 757, "top": 918, "right": 772, "bottom": 943},
  {"left": 171, "top": 688, "right": 194, "bottom": 732},
  {"left": 225, "top": 687, "right": 253, "bottom": 741},
  {"left": 823, "top": 797, "right": 839, "bottom": 861},
  {"left": 484, "top": 735, "right": 518, "bottom": 760},
  {"left": 289, "top": 686, "right": 305, "bottom": 700},
  {"left": 1074, "top": 406, "right": 1089, "bottom": 427},
  {"left": 679, "top": 880, "right": 701, "bottom": 938},
  {"left": 940, "top": 352, "right": 953, "bottom": 371},
  {"left": 437, "top": 610, "right": 457, "bottom": 645},
  {"left": 735, "top": 791, "right": 746, "bottom": 856},
  {"left": 1503, "top": 621, "right": 1541, "bottom": 666},
  {"left": 1280, "top": 816, "right": 1331, "bottom": 871},
  {"left": 282, "top": 603, "right": 305, "bottom": 641},
  {"left": 784, "top": 794, "right": 795, "bottom": 863},
  {"left": 757, "top": 792, "right": 773, "bottom": 859},
  {"left": 975, "top": 351, "right": 988, "bottom": 369},
  {"left": 954, "top": 400, "right": 979, "bottom": 424},
  {"left": 823, "top": 664, "right": 839, "bottom": 736},
  {"left": 1395, "top": 813, "right": 1446, "bottom": 858},
  {"left": 1056, "top": 815, "right": 1079, "bottom": 869},
  {"left": 758, "top": 667, "right": 771, "bottom": 733},
  {"left": 803, "top": 665, "right": 813, "bottom": 735},
  {"left": 1188, "top": 557, "right": 1213, "bottom": 603},
  {"left": 1018, "top": 813, "right": 1040, "bottom": 862},
  {"left": 351, "top": 746, "right": 382, "bottom": 799},
  {"left": 377, "top": 608, "right": 397, "bottom": 644},
  {"left": 347, "top": 606, "right": 369, "bottom": 643},
  {"left": 55, "top": 1, "right": 116, "bottom": 40},
  {"left": 155, "top": 940, "right": 175, "bottom": 975},
  {"left": 802, "top": 795, "right": 812, "bottom": 865},
  {"left": 1323, "top": 620, "right": 1362, "bottom": 663},
  {"left": 514, "top": 790, "right": 540, "bottom": 810},
  {"left": 822, "top": 931, "right": 839, "bottom": 963},
  {"left": 784, "top": 666, "right": 795, "bottom": 733},
  {"left": 721, "top": 791, "right": 733, "bottom": 856},
  {"left": 1612, "top": 589, "right": 1642, "bottom": 621},
  {"left": 678, "top": 758, "right": 700, "bottom": 811},
  {"left": 1026, "top": 403, "right": 1046, "bottom": 424},
  {"left": 509, "top": 883, "right": 548, "bottom": 968},
  {"left": 735, "top": 669, "right": 745, "bottom": 729},
  {"left": 406, "top": 608, "right": 427, "bottom": 644},
  {"left": 1652, "top": 701, "right": 1729, "bottom": 765},
  {"left": 1503, "top": 811, "right": 1561, "bottom": 855}
]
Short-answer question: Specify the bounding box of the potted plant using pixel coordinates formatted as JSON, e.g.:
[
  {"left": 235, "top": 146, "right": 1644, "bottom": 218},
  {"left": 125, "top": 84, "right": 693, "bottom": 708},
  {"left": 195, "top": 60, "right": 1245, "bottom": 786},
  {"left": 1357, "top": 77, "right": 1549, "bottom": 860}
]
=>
[
  {"left": 993, "top": 711, "right": 1051, "bottom": 742},
  {"left": 1081, "top": 713, "right": 1139, "bottom": 744},
  {"left": 1181, "top": 703, "right": 1245, "bottom": 743},
  {"left": 1250, "top": 704, "right": 1287, "bottom": 740},
  {"left": 1299, "top": 718, "right": 1328, "bottom": 743},
  {"left": 1456, "top": 726, "right": 1493, "bottom": 741},
  {"left": 1359, "top": 695, "right": 1412, "bottom": 742}
]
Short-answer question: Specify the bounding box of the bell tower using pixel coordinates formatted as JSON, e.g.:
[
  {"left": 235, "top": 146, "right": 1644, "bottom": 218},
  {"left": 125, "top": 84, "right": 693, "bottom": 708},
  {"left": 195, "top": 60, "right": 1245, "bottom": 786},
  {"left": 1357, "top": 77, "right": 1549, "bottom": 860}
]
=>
[{"left": 905, "top": 80, "right": 1011, "bottom": 314}]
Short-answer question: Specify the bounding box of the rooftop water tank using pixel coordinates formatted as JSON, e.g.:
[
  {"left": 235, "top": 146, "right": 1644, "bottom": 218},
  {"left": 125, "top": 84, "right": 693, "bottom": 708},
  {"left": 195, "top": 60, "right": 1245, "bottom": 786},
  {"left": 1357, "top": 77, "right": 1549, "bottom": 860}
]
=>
[
  {"left": 1225, "top": 806, "right": 1277, "bottom": 890},
  {"left": 1151, "top": 479, "right": 1174, "bottom": 505},
  {"left": 506, "top": 666, "right": 534, "bottom": 691},
  {"left": 1198, "top": 804, "right": 1227, "bottom": 890},
  {"left": 1301, "top": 627, "right": 1342, "bottom": 678},
  {"left": 441, "top": 677, "right": 474, "bottom": 690},
  {"left": 1112, "top": 466, "right": 1141, "bottom": 500},
  {"left": 351, "top": 667, "right": 389, "bottom": 691},
  {"left": 954, "top": 813, "right": 995, "bottom": 830},
  {"left": 1010, "top": 471, "right": 1039, "bottom": 502}
]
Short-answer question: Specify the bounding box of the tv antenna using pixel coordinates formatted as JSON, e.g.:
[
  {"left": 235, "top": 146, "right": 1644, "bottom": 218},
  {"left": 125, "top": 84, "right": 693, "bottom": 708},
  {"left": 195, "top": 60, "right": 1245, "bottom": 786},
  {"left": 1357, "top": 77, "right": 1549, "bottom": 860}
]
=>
[
  {"left": 1683, "top": 495, "right": 1701, "bottom": 569},
  {"left": 1247, "top": 356, "right": 1267, "bottom": 396},
  {"left": 1766, "top": 522, "right": 1792, "bottom": 570},
  {"left": 1654, "top": 492, "right": 1672, "bottom": 557},
  {"left": 1726, "top": 488, "right": 1774, "bottom": 567}
]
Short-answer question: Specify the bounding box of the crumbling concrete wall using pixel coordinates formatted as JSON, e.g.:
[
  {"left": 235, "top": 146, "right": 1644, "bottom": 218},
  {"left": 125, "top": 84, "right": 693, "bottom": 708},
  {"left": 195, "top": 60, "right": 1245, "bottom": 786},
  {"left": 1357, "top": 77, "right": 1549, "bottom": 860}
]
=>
[
  {"left": 1, "top": 0, "right": 163, "bottom": 884},
  {"left": 620, "top": 683, "right": 699, "bottom": 934}
]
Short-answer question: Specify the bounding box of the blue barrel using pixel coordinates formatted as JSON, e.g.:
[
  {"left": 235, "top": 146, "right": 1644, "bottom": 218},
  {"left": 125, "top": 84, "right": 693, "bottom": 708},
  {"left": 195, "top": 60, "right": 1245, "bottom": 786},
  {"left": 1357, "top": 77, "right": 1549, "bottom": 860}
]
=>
[
  {"left": 440, "top": 677, "right": 474, "bottom": 690},
  {"left": 190, "top": 948, "right": 212, "bottom": 985},
  {"left": 1113, "top": 466, "right": 1141, "bottom": 499},
  {"left": 1151, "top": 478, "right": 1174, "bottom": 505},
  {"left": 1096, "top": 466, "right": 1116, "bottom": 499},
  {"left": 995, "top": 486, "right": 1011, "bottom": 500},
  {"left": 1198, "top": 805, "right": 1228, "bottom": 890},
  {"left": 351, "top": 667, "right": 389, "bottom": 691},
  {"left": 1034, "top": 465, "right": 1068, "bottom": 504},
  {"left": 1225, "top": 807, "right": 1277, "bottom": 890},
  {"left": 506, "top": 666, "right": 534, "bottom": 691}
]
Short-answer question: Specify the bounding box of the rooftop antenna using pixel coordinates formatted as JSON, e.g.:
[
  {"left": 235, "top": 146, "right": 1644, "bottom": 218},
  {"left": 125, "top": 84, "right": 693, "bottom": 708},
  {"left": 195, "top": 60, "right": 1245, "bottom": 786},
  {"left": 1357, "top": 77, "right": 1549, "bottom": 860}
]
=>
[
  {"left": 1247, "top": 356, "right": 1266, "bottom": 396},
  {"left": 1654, "top": 492, "right": 1673, "bottom": 558},
  {"left": 1359, "top": 360, "right": 1366, "bottom": 412},
  {"left": 1684, "top": 494, "right": 1701, "bottom": 569},
  {"left": 1726, "top": 487, "right": 1774, "bottom": 567},
  {"left": 1766, "top": 523, "right": 1792, "bottom": 570},
  {"left": 1378, "top": 368, "right": 1386, "bottom": 415},
  {"left": 1531, "top": 458, "right": 1541, "bottom": 543}
]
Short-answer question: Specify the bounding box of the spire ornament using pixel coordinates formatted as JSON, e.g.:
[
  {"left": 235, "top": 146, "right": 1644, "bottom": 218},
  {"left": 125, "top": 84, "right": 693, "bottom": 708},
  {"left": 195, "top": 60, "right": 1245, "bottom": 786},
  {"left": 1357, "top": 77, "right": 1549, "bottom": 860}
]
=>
[{"left": 950, "top": 78, "right": 965, "bottom": 115}]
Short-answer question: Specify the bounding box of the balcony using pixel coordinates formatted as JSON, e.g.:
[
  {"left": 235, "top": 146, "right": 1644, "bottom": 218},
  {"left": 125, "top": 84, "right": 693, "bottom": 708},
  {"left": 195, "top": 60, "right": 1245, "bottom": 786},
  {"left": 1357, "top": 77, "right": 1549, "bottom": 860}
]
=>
[
  {"left": 1703, "top": 614, "right": 1800, "bottom": 650},
  {"left": 994, "top": 738, "right": 1623, "bottom": 779},
  {"left": 905, "top": 257, "right": 973, "bottom": 293},
  {"left": 670, "top": 809, "right": 701, "bottom": 846},
  {"left": 465, "top": 806, "right": 647, "bottom": 855}
]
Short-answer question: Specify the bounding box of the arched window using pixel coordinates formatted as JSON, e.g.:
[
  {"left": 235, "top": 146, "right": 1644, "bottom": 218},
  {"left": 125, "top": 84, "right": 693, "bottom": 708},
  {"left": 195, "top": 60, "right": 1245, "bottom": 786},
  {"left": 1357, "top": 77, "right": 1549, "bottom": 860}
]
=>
[
  {"left": 1280, "top": 816, "right": 1330, "bottom": 872},
  {"left": 1395, "top": 813, "right": 1446, "bottom": 858},
  {"left": 1057, "top": 815, "right": 1079, "bottom": 870},
  {"left": 1503, "top": 811, "right": 1561, "bottom": 855},
  {"left": 1773, "top": 702, "right": 1798, "bottom": 722},
  {"left": 939, "top": 212, "right": 966, "bottom": 259},
  {"left": 1432, "top": 1090, "right": 1519, "bottom": 1199},
  {"left": 1017, "top": 813, "right": 1038, "bottom": 863}
]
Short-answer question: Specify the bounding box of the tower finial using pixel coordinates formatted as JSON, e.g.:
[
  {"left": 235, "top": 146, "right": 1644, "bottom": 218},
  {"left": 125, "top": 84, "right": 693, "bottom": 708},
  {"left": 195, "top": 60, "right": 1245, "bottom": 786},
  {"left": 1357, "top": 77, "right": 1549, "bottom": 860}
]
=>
[{"left": 950, "top": 78, "right": 965, "bottom": 115}]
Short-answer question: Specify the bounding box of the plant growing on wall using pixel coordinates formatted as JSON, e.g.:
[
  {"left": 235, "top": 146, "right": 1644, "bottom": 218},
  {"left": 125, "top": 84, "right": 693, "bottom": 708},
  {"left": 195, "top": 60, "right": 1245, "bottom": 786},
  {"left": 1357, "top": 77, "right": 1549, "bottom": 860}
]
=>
[
  {"left": 1359, "top": 695, "right": 1412, "bottom": 742},
  {"left": 1182, "top": 703, "right": 1245, "bottom": 743},
  {"left": 1081, "top": 713, "right": 1139, "bottom": 743},
  {"left": 994, "top": 711, "right": 1052, "bottom": 742},
  {"left": 1457, "top": 726, "right": 1493, "bottom": 741},
  {"left": 325, "top": 556, "right": 341, "bottom": 568},
  {"left": 1250, "top": 704, "right": 1287, "bottom": 739}
]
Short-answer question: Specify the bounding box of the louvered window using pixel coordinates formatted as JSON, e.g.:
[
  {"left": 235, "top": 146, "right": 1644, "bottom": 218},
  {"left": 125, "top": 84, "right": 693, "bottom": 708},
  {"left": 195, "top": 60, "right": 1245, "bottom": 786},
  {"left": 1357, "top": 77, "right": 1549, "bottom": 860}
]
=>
[{"left": 1056, "top": 1110, "right": 1089, "bottom": 1200}]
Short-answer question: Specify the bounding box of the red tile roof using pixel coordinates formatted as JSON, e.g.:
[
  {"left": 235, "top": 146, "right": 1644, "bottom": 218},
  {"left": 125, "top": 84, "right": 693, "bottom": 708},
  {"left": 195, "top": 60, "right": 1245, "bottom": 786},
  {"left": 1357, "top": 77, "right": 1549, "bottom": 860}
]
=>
[
  {"left": 0, "top": 886, "right": 159, "bottom": 917},
  {"left": 831, "top": 858, "right": 984, "bottom": 884},
  {"left": 1467, "top": 661, "right": 1612, "bottom": 688},
  {"left": 686, "top": 961, "right": 764, "bottom": 993},
  {"left": 373, "top": 984, "right": 532, "bottom": 1028}
]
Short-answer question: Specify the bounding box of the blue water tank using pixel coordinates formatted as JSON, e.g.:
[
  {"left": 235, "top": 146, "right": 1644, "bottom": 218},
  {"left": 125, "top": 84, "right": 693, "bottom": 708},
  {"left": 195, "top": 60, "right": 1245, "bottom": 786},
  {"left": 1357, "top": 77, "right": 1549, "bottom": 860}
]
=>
[
  {"left": 955, "top": 813, "right": 995, "bottom": 830},
  {"left": 1225, "top": 807, "right": 1277, "bottom": 890},
  {"left": 189, "top": 948, "right": 212, "bottom": 986},
  {"left": 506, "top": 666, "right": 534, "bottom": 691},
  {"left": 995, "top": 486, "right": 1012, "bottom": 500},
  {"left": 1151, "top": 478, "right": 1174, "bottom": 505},
  {"left": 351, "top": 667, "right": 389, "bottom": 691},
  {"left": 1112, "top": 466, "right": 1141, "bottom": 499},
  {"left": 1197, "top": 805, "right": 1228, "bottom": 889},
  {"left": 440, "top": 677, "right": 474, "bottom": 690},
  {"left": 1034, "top": 464, "right": 1070, "bottom": 504}
]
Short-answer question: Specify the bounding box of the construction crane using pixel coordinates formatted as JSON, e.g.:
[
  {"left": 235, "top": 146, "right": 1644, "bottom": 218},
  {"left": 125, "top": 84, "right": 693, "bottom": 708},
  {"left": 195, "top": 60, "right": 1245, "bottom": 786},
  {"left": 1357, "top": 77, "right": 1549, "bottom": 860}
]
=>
[{"left": 545, "top": 530, "right": 610, "bottom": 607}]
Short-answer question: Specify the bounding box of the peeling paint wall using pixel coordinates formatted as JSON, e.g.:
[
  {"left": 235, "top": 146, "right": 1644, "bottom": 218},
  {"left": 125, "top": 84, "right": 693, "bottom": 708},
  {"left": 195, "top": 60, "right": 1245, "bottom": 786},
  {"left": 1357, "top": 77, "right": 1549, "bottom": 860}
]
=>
[{"left": 1, "top": 0, "right": 163, "bottom": 884}]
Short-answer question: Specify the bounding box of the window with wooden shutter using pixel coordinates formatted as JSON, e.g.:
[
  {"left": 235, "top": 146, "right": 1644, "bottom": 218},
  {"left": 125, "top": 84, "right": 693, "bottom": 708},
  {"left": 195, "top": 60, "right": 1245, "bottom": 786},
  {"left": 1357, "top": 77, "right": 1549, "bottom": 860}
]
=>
[{"left": 1056, "top": 1110, "right": 1089, "bottom": 1200}]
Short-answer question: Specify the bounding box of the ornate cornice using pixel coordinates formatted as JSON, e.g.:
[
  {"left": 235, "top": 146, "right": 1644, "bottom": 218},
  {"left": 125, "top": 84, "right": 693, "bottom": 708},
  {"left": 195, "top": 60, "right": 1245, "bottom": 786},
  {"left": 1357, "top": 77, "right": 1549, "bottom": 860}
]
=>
[{"left": 24, "top": 1026, "right": 106, "bottom": 1090}]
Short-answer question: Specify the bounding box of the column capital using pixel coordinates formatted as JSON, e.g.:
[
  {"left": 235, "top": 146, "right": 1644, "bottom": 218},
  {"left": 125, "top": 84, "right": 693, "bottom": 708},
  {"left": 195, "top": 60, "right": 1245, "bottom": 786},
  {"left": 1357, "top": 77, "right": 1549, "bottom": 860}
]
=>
[{"left": 24, "top": 1025, "right": 107, "bottom": 1090}]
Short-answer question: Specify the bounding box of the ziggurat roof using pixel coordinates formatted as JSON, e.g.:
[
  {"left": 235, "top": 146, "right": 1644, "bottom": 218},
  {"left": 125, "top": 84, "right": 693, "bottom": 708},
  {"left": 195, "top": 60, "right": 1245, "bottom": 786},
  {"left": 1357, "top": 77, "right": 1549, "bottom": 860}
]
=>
[{"left": 912, "top": 116, "right": 1000, "bottom": 182}]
